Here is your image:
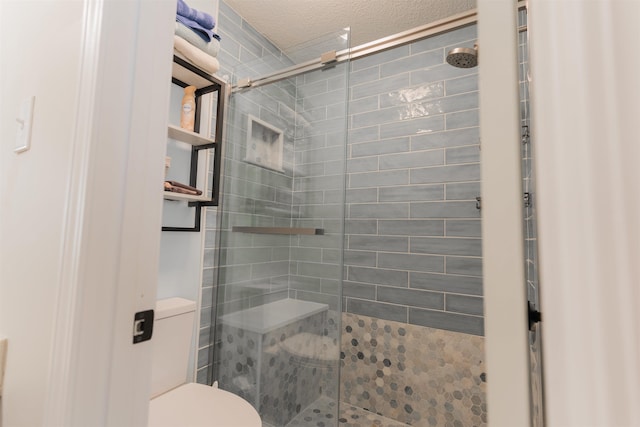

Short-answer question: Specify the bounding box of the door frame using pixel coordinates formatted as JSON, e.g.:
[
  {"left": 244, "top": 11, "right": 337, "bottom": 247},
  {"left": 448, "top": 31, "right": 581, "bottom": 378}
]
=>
[
  {"left": 478, "top": 0, "right": 532, "bottom": 425},
  {"left": 43, "top": 0, "right": 176, "bottom": 425}
]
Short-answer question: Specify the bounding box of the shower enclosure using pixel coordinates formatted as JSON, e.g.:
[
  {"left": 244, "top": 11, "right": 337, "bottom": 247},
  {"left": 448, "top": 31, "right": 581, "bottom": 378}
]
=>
[
  {"left": 201, "top": 3, "right": 541, "bottom": 426},
  {"left": 211, "top": 30, "right": 350, "bottom": 426}
]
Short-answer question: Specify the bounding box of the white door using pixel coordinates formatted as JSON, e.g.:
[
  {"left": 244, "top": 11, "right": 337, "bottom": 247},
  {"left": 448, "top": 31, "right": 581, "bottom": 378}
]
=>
[
  {"left": 46, "top": 1, "right": 177, "bottom": 425},
  {"left": 1, "top": 0, "right": 176, "bottom": 425}
]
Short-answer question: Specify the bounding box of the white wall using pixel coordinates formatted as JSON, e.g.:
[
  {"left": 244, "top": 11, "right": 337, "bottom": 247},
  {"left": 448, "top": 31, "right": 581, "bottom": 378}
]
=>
[
  {"left": 1, "top": 0, "right": 180, "bottom": 424},
  {"left": 0, "top": 1, "right": 83, "bottom": 426},
  {"left": 157, "top": 0, "right": 219, "bottom": 380},
  {"left": 0, "top": 0, "right": 217, "bottom": 421},
  {"left": 530, "top": 1, "right": 640, "bottom": 426}
]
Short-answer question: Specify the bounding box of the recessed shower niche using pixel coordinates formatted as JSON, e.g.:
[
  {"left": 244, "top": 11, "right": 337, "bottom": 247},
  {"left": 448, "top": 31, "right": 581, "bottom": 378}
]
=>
[{"left": 244, "top": 115, "right": 284, "bottom": 172}]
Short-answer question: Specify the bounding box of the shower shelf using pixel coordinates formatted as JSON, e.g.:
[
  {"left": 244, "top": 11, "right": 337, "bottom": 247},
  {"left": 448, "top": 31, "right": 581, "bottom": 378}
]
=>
[{"left": 162, "top": 55, "right": 230, "bottom": 232}]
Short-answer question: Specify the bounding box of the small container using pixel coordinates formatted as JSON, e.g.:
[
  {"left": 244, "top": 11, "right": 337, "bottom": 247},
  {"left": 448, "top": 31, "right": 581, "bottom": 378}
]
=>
[{"left": 180, "top": 86, "right": 196, "bottom": 131}]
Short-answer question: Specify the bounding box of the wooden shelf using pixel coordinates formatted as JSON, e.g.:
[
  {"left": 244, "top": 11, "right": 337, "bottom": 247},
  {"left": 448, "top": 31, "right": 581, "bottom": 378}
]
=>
[
  {"left": 163, "top": 191, "right": 211, "bottom": 203},
  {"left": 167, "top": 124, "right": 215, "bottom": 146}
]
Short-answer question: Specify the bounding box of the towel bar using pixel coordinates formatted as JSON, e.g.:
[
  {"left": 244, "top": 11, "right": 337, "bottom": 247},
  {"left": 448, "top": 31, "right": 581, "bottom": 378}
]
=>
[{"left": 231, "top": 226, "right": 324, "bottom": 235}]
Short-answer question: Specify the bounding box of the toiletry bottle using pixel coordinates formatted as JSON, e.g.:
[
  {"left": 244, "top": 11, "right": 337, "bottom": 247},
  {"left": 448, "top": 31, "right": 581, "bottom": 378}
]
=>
[{"left": 180, "top": 85, "right": 196, "bottom": 131}]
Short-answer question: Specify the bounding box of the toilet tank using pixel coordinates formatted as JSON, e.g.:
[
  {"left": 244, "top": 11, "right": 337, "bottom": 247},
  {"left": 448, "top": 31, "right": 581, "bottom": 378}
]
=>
[{"left": 150, "top": 297, "right": 197, "bottom": 398}]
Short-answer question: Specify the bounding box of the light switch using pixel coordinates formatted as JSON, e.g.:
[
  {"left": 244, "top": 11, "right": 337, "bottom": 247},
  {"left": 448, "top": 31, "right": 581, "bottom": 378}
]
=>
[{"left": 15, "top": 96, "right": 35, "bottom": 153}]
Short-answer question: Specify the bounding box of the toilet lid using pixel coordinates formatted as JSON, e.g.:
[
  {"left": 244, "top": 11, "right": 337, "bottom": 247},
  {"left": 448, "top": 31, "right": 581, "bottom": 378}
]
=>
[{"left": 148, "top": 383, "right": 261, "bottom": 427}]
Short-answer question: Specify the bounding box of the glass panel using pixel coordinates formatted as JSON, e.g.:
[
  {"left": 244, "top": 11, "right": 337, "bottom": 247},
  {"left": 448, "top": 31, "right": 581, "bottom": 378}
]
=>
[
  {"left": 519, "top": 8, "right": 545, "bottom": 427},
  {"left": 213, "top": 29, "right": 350, "bottom": 427},
  {"left": 340, "top": 23, "right": 486, "bottom": 427}
]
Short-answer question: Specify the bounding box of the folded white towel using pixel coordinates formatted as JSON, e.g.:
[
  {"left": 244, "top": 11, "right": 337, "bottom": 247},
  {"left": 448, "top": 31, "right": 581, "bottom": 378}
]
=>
[
  {"left": 175, "top": 21, "right": 220, "bottom": 57},
  {"left": 173, "top": 35, "right": 220, "bottom": 75}
]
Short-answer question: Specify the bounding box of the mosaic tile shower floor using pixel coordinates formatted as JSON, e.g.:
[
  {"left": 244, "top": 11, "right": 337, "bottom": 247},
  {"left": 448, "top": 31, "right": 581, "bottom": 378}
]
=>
[{"left": 263, "top": 396, "right": 409, "bottom": 427}]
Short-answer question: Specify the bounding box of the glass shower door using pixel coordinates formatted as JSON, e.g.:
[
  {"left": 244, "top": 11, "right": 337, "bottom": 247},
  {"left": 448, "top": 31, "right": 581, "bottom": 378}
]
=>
[{"left": 212, "top": 30, "right": 350, "bottom": 427}]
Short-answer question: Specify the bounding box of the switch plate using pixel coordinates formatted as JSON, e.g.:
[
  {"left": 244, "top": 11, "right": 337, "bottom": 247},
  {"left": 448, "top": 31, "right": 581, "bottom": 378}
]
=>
[{"left": 15, "top": 96, "right": 35, "bottom": 153}]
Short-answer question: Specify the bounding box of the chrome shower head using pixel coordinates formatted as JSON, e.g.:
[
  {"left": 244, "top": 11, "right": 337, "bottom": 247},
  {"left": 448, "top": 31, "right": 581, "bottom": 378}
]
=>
[{"left": 446, "top": 44, "right": 478, "bottom": 68}]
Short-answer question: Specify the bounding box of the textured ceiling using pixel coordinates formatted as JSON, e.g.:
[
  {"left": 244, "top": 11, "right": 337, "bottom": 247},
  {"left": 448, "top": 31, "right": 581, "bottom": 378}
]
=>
[{"left": 223, "top": 0, "right": 476, "bottom": 53}]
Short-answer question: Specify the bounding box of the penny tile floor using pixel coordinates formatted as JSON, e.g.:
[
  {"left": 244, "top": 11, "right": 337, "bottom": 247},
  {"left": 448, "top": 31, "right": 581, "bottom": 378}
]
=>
[{"left": 262, "top": 396, "right": 409, "bottom": 427}]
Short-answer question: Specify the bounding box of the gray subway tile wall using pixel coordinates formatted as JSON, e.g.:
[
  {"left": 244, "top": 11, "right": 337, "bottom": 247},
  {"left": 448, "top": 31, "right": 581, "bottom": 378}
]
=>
[
  {"left": 446, "top": 293, "right": 484, "bottom": 316},
  {"left": 351, "top": 137, "right": 410, "bottom": 157},
  {"left": 410, "top": 200, "right": 479, "bottom": 219},
  {"left": 411, "top": 237, "right": 482, "bottom": 256},
  {"left": 288, "top": 54, "right": 349, "bottom": 307},
  {"left": 445, "top": 219, "right": 482, "bottom": 237},
  {"left": 409, "top": 307, "right": 484, "bottom": 336},
  {"left": 347, "top": 298, "right": 409, "bottom": 323},
  {"left": 346, "top": 156, "right": 378, "bottom": 173},
  {"left": 199, "top": 12, "right": 493, "bottom": 427},
  {"left": 410, "top": 271, "right": 482, "bottom": 296},
  {"left": 202, "top": 8, "right": 484, "bottom": 387},
  {"left": 377, "top": 253, "right": 445, "bottom": 273},
  {"left": 348, "top": 266, "right": 408, "bottom": 287},
  {"left": 376, "top": 286, "right": 445, "bottom": 310},
  {"left": 446, "top": 182, "right": 481, "bottom": 200},
  {"left": 378, "top": 219, "right": 444, "bottom": 236},
  {"left": 198, "top": 1, "right": 299, "bottom": 383},
  {"left": 344, "top": 24, "right": 483, "bottom": 336},
  {"left": 446, "top": 256, "right": 483, "bottom": 276}
]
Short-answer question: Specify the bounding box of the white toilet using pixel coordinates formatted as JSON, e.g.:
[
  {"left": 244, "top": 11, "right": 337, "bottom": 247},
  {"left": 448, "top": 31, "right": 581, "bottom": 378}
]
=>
[{"left": 148, "top": 297, "right": 261, "bottom": 427}]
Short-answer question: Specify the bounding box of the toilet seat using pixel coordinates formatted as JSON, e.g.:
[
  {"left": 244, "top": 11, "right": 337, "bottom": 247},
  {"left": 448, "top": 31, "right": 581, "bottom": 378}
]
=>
[{"left": 148, "top": 383, "right": 261, "bottom": 427}]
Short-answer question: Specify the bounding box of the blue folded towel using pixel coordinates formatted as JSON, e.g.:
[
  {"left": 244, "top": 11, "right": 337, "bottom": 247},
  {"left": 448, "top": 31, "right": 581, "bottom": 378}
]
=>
[
  {"left": 176, "top": 15, "right": 220, "bottom": 43},
  {"left": 177, "top": 0, "right": 215, "bottom": 30}
]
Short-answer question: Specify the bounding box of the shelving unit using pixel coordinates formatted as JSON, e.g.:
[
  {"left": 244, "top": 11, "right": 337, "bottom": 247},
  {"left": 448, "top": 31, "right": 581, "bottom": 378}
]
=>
[
  {"left": 162, "top": 55, "right": 229, "bottom": 232},
  {"left": 163, "top": 191, "right": 212, "bottom": 203},
  {"left": 167, "top": 124, "right": 216, "bottom": 147}
]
